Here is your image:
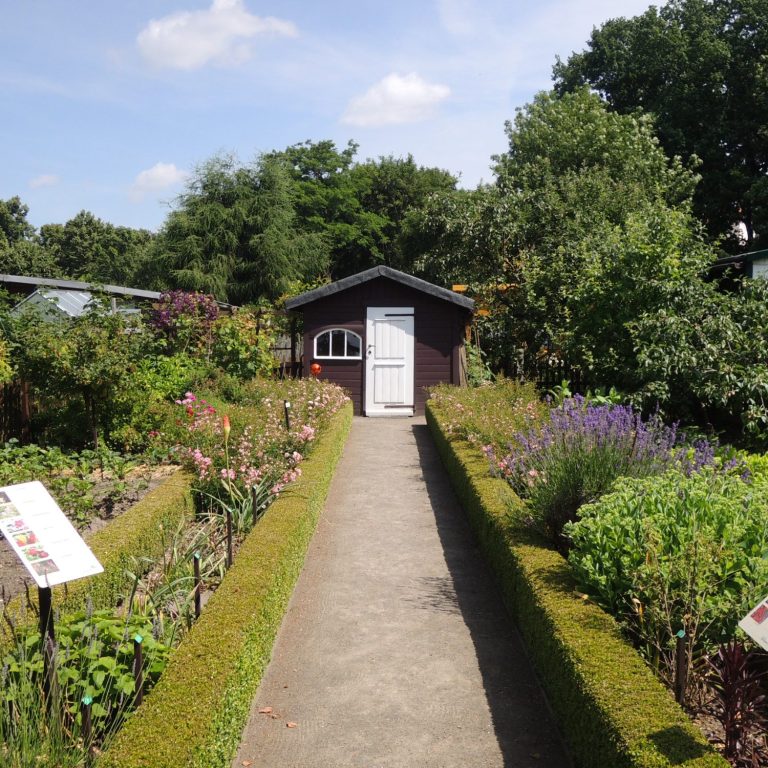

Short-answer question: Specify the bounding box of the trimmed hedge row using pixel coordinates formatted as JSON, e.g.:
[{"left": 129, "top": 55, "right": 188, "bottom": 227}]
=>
[
  {"left": 425, "top": 401, "right": 728, "bottom": 768},
  {"left": 98, "top": 402, "right": 354, "bottom": 768},
  {"left": 1, "top": 470, "right": 193, "bottom": 650}
]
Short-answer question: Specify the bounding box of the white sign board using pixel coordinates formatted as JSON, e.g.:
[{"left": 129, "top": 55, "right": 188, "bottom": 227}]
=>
[
  {"left": 0, "top": 481, "right": 103, "bottom": 588},
  {"left": 738, "top": 594, "right": 768, "bottom": 651}
]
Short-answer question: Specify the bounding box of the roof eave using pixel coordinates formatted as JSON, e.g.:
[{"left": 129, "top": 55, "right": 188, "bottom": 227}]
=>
[{"left": 285, "top": 266, "right": 475, "bottom": 312}]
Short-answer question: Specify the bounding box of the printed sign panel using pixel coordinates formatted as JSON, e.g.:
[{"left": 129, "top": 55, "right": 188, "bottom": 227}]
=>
[
  {"left": 0, "top": 481, "right": 103, "bottom": 588},
  {"left": 738, "top": 594, "right": 768, "bottom": 651}
]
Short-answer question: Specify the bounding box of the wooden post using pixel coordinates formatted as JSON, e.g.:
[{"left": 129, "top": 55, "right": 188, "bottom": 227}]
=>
[
  {"left": 20, "top": 380, "right": 31, "bottom": 444},
  {"left": 290, "top": 316, "right": 297, "bottom": 377}
]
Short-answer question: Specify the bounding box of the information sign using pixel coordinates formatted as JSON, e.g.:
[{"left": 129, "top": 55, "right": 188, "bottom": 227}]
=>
[
  {"left": 738, "top": 594, "right": 768, "bottom": 652},
  {"left": 0, "top": 481, "right": 103, "bottom": 588}
]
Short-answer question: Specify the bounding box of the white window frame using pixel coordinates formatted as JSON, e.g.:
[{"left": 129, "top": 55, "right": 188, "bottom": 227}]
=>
[{"left": 314, "top": 328, "right": 363, "bottom": 360}]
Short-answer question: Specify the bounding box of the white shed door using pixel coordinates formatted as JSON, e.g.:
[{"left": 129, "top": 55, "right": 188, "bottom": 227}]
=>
[{"left": 365, "top": 307, "right": 414, "bottom": 416}]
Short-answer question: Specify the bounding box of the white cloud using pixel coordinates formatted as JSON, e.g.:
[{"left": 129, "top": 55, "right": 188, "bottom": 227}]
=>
[
  {"left": 28, "top": 174, "right": 60, "bottom": 189},
  {"left": 129, "top": 162, "right": 187, "bottom": 202},
  {"left": 137, "top": 0, "right": 297, "bottom": 71},
  {"left": 342, "top": 73, "right": 450, "bottom": 127}
]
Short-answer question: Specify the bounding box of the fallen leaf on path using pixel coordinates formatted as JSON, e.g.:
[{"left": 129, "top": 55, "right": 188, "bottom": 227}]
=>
[
  {"left": 257, "top": 707, "right": 272, "bottom": 714},
  {"left": 286, "top": 722, "right": 298, "bottom": 728},
  {"left": 241, "top": 761, "right": 253, "bottom": 767}
]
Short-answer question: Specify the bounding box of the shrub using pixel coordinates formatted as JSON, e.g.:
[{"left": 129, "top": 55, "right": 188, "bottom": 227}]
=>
[
  {"left": 210, "top": 306, "right": 278, "bottom": 379},
  {"left": 149, "top": 291, "right": 219, "bottom": 354},
  {"left": 428, "top": 379, "right": 545, "bottom": 454},
  {"left": 489, "top": 397, "right": 712, "bottom": 547},
  {"left": 425, "top": 400, "right": 728, "bottom": 768},
  {"left": 565, "top": 470, "right": 768, "bottom": 681}
]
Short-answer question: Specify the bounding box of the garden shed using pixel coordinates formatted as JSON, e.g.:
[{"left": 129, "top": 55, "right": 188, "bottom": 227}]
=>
[{"left": 286, "top": 266, "right": 474, "bottom": 416}]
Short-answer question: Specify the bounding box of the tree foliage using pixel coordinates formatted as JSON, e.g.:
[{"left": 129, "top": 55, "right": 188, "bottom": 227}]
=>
[
  {"left": 408, "top": 89, "right": 713, "bottom": 383},
  {"left": 553, "top": 0, "right": 768, "bottom": 248},
  {"left": 153, "top": 154, "right": 328, "bottom": 303},
  {"left": 266, "top": 140, "right": 457, "bottom": 277}
]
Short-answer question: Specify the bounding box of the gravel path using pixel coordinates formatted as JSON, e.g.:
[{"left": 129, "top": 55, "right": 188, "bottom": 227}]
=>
[{"left": 233, "top": 417, "right": 571, "bottom": 768}]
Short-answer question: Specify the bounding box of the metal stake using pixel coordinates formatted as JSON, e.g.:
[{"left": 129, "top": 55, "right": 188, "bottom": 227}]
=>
[
  {"left": 133, "top": 634, "right": 144, "bottom": 706},
  {"left": 193, "top": 552, "right": 202, "bottom": 619},
  {"left": 38, "top": 586, "right": 55, "bottom": 705},
  {"left": 226, "top": 508, "right": 233, "bottom": 568},
  {"left": 674, "top": 629, "right": 688, "bottom": 705},
  {"left": 81, "top": 695, "right": 93, "bottom": 765}
]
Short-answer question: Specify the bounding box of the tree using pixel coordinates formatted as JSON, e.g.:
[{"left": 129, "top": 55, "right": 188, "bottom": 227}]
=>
[
  {"left": 553, "top": 0, "right": 768, "bottom": 249},
  {"left": 0, "top": 240, "right": 61, "bottom": 277},
  {"left": 349, "top": 154, "right": 456, "bottom": 272},
  {"left": 407, "top": 89, "right": 714, "bottom": 382},
  {"left": 265, "top": 140, "right": 387, "bottom": 277},
  {"left": 155, "top": 154, "right": 328, "bottom": 303},
  {"left": 632, "top": 275, "right": 768, "bottom": 438},
  {"left": 42, "top": 211, "right": 153, "bottom": 285},
  {"left": 0, "top": 197, "right": 35, "bottom": 250}
]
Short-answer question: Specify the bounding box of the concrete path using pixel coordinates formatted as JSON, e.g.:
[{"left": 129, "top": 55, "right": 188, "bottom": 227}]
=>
[{"left": 233, "top": 417, "right": 570, "bottom": 768}]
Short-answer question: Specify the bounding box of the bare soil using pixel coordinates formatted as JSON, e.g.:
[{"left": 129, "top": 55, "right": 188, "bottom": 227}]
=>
[{"left": 0, "top": 465, "right": 179, "bottom": 610}]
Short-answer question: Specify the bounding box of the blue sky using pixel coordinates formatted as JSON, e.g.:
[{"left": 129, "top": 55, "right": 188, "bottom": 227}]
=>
[{"left": 1, "top": 0, "right": 654, "bottom": 232}]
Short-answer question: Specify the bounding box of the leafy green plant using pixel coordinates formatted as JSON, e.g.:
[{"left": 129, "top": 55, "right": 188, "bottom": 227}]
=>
[
  {"left": 565, "top": 470, "right": 768, "bottom": 684},
  {"left": 210, "top": 305, "right": 279, "bottom": 380},
  {"left": 1, "top": 608, "right": 171, "bottom": 765}
]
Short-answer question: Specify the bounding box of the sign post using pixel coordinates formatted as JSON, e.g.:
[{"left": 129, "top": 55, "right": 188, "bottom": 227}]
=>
[{"left": 0, "top": 481, "right": 104, "bottom": 709}]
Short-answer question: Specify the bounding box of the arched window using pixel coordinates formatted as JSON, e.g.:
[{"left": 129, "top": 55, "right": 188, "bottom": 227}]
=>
[{"left": 314, "top": 329, "right": 362, "bottom": 360}]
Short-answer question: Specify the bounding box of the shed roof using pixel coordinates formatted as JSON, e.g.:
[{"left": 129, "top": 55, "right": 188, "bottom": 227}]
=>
[
  {"left": 10, "top": 288, "right": 141, "bottom": 318},
  {"left": 285, "top": 266, "right": 475, "bottom": 312},
  {"left": 0, "top": 274, "right": 162, "bottom": 300}
]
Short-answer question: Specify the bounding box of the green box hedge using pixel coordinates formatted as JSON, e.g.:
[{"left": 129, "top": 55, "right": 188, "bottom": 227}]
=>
[
  {"left": 426, "top": 401, "right": 727, "bottom": 768},
  {"left": 0, "top": 470, "right": 193, "bottom": 650},
  {"left": 98, "top": 402, "right": 353, "bottom": 768}
]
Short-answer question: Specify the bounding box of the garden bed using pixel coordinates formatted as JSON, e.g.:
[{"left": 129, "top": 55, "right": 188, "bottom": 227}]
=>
[
  {"left": 98, "top": 400, "right": 353, "bottom": 768},
  {"left": 426, "top": 398, "right": 728, "bottom": 768}
]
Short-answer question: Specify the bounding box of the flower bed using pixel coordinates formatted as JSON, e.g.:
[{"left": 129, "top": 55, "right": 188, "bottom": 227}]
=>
[
  {"left": 98, "top": 400, "right": 353, "bottom": 768},
  {"left": 426, "top": 395, "right": 728, "bottom": 768},
  {"left": 1, "top": 378, "right": 351, "bottom": 766}
]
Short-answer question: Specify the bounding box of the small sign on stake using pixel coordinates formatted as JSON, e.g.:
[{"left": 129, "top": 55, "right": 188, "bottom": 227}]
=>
[{"left": 739, "top": 594, "right": 768, "bottom": 651}]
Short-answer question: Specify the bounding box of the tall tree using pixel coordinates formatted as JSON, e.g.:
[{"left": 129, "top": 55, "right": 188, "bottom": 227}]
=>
[
  {"left": 408, "top": 89, "right": 713, "bottom": 386},
  {"left": 265, "top": 140, "right": 386, "bottom": 277},
  {"left": 155, "top": 154, "right": 328, "bottom": 302},
  {"left": 349, "top": 154, "right": 456, "bottom": 272},
  {"left": 553, "top": 0, "right": 768, "bottom": 249}
]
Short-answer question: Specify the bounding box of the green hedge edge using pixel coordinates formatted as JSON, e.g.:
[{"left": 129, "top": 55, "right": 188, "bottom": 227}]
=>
[
  {"left": 98, "top": 402, "right": 354, "bottom": 768},
  {"left": 425, "top": 401, "right": 727, "bottom": 768},
  {"left": 1, "top": 470, "right": 193, "bottom": 651}
]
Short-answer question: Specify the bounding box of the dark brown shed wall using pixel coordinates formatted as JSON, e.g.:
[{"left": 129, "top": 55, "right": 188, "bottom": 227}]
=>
[{"left": 300, "top": 277, "right": 467, "bottom": 415}]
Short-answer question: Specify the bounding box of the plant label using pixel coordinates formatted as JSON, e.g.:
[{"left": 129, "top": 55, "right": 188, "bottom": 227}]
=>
[
  {"left": 0, "top": 480, "right": 103, "bottom": 588},
  {"left": 738, "top": 595, "right": 768, "bottom": 651}
]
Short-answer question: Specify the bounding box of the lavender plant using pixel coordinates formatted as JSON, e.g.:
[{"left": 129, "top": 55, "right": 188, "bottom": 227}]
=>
[{"left": 487, "top": 396, "right": 712, "bottom": 548}]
